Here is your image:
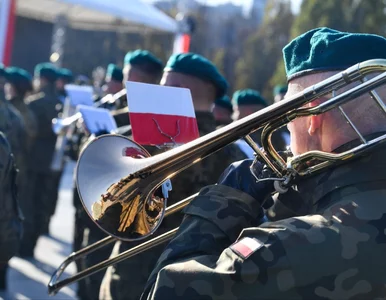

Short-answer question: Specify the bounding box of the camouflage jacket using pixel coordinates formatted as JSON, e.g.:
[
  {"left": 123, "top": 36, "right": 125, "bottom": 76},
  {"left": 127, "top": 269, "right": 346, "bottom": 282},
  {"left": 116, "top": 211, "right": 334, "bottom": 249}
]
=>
[
  {"left": 142, "top": 145, "right": 386, "bottom": 300},
  {"left": 0, "top": 98, "right": 27, "bottom": 169},
  {"left": 26, "top": 86, "right": 62, "bottom": 173}
]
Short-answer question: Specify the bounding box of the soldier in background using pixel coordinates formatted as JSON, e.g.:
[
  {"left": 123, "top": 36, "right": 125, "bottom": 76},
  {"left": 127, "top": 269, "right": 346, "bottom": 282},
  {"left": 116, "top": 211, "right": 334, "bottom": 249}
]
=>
[
  {"left": 98, "top": 64, "right": 124, "bottom": 110},
  {"left": 3, "top": 67, "right": 38, "bottom": 257},
  {"left": 111, "top": 50, "right": 164, "bottom": 127},
  {"left": 0, "top": 132, "right": 23, "bottom": 294},
  {"left": 212, "top": 94, "right": 233, "bottom": 127},
  {"left": 100, "top": 52, "right": 246, "bottom": 300},
  {"left": 273, "top": 84, "right": 288, "bottom": 103},
  {"left": 56, "top": 68, "right": 74, "bottom": 104},
  {"left": 22, "top": 63, "right": 61, "bottom": 257},
  {"left": 104, "top": 64, "right": 123, "bottom": 95},
  {"left": 232, "top": 89, "right": 288, "bottom": 153},
  {"left": 0, "top": 66, "right": 27, "bottom": 290}
]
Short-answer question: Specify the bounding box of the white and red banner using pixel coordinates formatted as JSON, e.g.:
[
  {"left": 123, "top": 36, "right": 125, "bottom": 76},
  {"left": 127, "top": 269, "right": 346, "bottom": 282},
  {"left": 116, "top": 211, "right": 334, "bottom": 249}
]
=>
[
  {"left": 0, "top": 0, "right": 16, "bottom": 65},
  {"left": 125, "top": 81, "right": 199, "bottom": 146}
]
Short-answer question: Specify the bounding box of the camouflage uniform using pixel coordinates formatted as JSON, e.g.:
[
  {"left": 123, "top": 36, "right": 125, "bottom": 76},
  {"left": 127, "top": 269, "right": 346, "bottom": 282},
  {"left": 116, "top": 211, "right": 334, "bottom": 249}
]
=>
[
  {"left": 21, "top": 85, "right": 62, "bottom": 256},
  {"left": 100, "top": 111, "right": 246, "bottom": 300},
  {"left": 142, "top": 141, "right": 386, "bottom": 299},
  {"left": 0, "top": 132, "right": 23, "bottom": 290}
]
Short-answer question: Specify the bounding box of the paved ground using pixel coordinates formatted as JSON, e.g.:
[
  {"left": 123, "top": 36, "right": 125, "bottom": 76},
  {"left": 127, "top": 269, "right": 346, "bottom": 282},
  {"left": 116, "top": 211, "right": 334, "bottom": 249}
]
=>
[{"left": 3, "top": 162, "right": 78, "bottom": 300}]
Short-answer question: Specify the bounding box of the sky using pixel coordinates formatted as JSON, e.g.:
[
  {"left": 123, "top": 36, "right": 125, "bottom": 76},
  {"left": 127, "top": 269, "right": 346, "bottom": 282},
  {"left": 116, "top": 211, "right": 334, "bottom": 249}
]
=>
[
  {"left": 196, "top": 0, "right": 302, "bottom": 13},
  {"left": 146, "top": 0, "right": 303, "bottom": 14}
]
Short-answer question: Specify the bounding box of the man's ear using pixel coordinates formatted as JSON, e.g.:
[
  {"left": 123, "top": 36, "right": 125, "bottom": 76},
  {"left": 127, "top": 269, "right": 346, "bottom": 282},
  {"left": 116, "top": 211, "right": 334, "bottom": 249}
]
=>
[{"left": 308, "top": 100, "right": 323, "bottom": 136}]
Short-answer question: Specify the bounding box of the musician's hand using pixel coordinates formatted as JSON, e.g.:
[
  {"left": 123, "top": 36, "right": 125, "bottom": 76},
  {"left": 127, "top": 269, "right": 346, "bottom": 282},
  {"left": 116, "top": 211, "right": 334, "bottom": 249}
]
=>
[{"left": 217, "top": 159, "right": 275, "bottom": 207}]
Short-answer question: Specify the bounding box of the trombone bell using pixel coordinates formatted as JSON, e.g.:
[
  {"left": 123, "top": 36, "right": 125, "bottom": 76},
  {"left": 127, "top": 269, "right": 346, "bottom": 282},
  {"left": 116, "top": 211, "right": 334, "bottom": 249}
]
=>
[{"left": 76, "top": 135, "right": 167, "bottom": 241}]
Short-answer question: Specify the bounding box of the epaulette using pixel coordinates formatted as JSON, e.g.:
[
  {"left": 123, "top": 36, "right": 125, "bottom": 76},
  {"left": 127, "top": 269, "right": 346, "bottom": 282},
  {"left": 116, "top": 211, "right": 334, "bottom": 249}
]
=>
[{"left": 25, "top": 92, "right": 45, "bottom": 104}]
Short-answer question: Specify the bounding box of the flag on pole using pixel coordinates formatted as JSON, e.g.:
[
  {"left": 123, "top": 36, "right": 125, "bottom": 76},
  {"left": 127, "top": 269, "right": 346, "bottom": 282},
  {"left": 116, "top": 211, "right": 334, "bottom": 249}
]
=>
[
  {"left": 173, "top": 33, "right": 191, "bottom": 54},
  {"left": 126, "top": 81, "right": 199, "bottom": 146},
  {"left": 0, "top": 0, "right": 16, "bottom": 65}
]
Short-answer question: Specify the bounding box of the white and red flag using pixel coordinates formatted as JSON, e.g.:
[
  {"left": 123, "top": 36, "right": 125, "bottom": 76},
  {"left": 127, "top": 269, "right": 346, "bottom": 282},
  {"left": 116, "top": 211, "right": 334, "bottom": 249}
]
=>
[{"left": 125, "top": 81, "right": 199, "bottom": 146}]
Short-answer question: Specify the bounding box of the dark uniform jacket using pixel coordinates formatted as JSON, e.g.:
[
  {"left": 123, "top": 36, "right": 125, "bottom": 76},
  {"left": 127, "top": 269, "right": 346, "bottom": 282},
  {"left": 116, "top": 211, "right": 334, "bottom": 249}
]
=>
[
  {"left": 100, "top": 111, "right": 247, "bottom": 300},
  {"left": 9, "top": 96, "right": 37, "bottom": 149},
  {"left": 0, "top": 132, "right": 23, "bottom": 262},
  {"left": 142, "top": 141, "right": 386, "bottom": 300},
  {"left": 26, "top": 86, "right": 61, "bottom": 173},
  {"left": 0, "top": 98, "right": 27, "bottom": 170}
]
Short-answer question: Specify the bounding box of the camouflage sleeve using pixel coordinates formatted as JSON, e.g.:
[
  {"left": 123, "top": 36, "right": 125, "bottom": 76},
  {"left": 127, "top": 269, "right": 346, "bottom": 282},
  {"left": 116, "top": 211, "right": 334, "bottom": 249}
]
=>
[{"left": 142, "top": 184, "right": 294, "bottom": 299}]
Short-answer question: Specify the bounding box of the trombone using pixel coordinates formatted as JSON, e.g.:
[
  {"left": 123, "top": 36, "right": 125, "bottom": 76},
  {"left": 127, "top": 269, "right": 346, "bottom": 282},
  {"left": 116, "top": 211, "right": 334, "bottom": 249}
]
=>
[{"left": 48, "top": 59, "right": 386, "bottom": 295}]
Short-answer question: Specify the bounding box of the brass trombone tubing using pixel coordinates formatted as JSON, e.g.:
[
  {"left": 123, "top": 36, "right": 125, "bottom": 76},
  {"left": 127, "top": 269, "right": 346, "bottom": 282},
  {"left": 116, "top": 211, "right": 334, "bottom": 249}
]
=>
[{"left": 48, "top": 193, "right": 196, "bottom": 296}]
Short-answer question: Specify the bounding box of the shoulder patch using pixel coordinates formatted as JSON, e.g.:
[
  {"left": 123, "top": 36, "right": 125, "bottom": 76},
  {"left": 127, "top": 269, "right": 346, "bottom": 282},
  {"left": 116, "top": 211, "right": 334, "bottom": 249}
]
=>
[{"left": 230, "top": 237, "right": 264, "bottom": 259}]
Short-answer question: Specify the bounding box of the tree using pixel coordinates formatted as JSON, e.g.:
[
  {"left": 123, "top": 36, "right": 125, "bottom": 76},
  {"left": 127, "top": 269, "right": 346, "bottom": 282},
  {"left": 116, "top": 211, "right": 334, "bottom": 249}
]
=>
[
  {"left": 290, "top": 0, "right": 348, "bottom": 39},
  {"left": 234, "top": 0, "right": 294, "bottom": 102}
]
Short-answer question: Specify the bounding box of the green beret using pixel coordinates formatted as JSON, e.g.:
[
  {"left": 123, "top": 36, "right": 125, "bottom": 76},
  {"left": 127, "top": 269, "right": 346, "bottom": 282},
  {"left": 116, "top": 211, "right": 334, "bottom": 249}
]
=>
[
  {"left": 5, "top": 67, "right": 32, "bottom": 91},
  {"left": 165, "top": 52, "right": 228, "bottom": 98},
  {"left": 0, "top": 63, "right": 4, "bottom": 77},
  {"left": 124, "top": 50, "right": 163, "bottom": 73},
  {"left": 106, "top": 64, "right": 123, "bottom": 82},
  {"left": 232, "top": 89, "right": 267, "bottom": 107},
  {"left": 34, "top": 62, "right": 58, "bottom": 82},
  {"left": 284, "top": 27, "right": 386, "bottom": 81},
  {"left": 57, "top": 68, "right": 74, "bottom": 82},
  {"left": 214, "top": 95, "right": 233, "bottom": 113},
  {"left": 273, "top": 85, "right": 288, "bottom": 96}
]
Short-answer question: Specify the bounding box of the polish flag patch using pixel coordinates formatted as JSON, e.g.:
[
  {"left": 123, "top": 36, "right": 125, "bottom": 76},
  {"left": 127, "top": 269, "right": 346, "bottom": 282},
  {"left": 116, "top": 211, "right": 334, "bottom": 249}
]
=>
[
  {"left": 126, "top": 81, "right": 199, "bottom": 146},
  {"left": 230, "top": 237, "right": 264, "bottom": 259}
]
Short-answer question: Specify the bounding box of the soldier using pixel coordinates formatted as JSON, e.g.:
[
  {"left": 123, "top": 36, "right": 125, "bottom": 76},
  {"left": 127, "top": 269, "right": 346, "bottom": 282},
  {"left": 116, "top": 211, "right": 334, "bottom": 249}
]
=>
[
  {"left": 4, "top": 67, "right": 36, "bottom": 149},
  {"left": 142, "top": 28, "right": 386, "bottom": 299},
  {"left": 273, "top": 84, "right": 288, "bottom": 103},
  {"left": 56, "top": 68, "right": 74, "bottom": 104},
  {"left": 0, "top": 132, "right": 23, "bottom": 293},
  {"left": 212, "top": 95, "right": 233, "bottom": 127},
  {"left": 100, "top": 52, "right": 246, "bottom": 300},
  {"left": 232, "top": 89, "right": 267, "bottom": 121},
  {"left": 3, "top": 67, "right": 38, "bottom": 256},
  {"left": 232, "top": 89, "right": 287, "bottom": 153},
  {"left": 23, "top": 62, "right": 61, "bottom": 256},
  {"left": 98, "top": 64, "right": 124, "bottom": 110},
  {"left": 111, "top": 50, "right": 164, "bottom": 127},
  {"left": 104, "top": 64, "right": 123, "bottom": 95}
]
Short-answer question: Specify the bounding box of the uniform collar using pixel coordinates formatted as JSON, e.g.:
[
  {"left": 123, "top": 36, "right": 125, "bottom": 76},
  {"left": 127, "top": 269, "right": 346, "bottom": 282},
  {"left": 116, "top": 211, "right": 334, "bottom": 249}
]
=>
[
  {"left": 297, "top": 133, "right": 386, "bottom": 210},
  {"left": 269, "top": 133, "right": 386, "bottom": 217}
]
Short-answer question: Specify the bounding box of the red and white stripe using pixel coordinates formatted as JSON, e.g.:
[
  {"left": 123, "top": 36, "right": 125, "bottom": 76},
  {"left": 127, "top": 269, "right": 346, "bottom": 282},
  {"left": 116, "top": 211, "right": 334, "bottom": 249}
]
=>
[
  {"left": 173, "top": 33, "right": 191, "bottom": 54},
  {"left": 126, "top": 81, "right": 199, "bottom": 146},
  {"left": 230, "top": 237, "right": 264, "bottom": 259},
  {"left": 0, "top": 0, "right": 16, "bottom": 65}
]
